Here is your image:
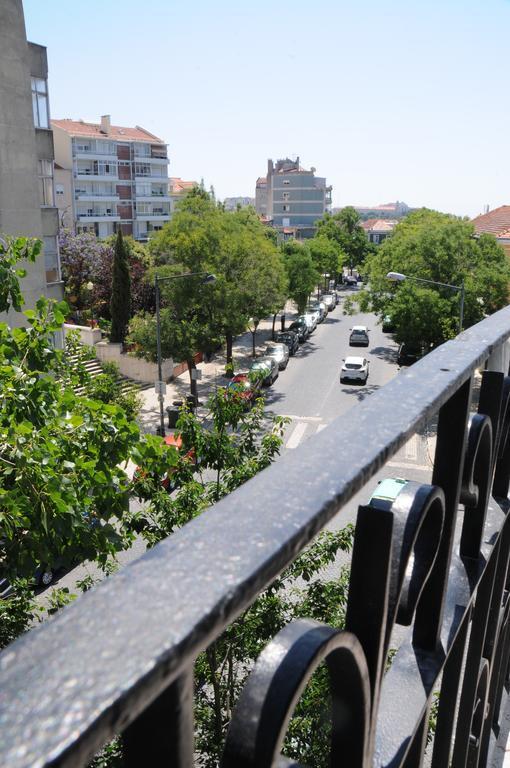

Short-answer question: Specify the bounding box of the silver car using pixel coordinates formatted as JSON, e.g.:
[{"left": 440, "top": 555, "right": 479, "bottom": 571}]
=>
[
  {"left": 264, "top": 342, "right": 289, "bottom": 370},
  {"left": 249, "top": 356, "right": 279, "bottom": 385}
]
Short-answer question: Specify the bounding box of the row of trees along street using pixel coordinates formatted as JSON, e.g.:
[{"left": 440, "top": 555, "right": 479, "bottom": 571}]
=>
[{"left": 59, "top": 189, "right": 372, "bottom": 396}]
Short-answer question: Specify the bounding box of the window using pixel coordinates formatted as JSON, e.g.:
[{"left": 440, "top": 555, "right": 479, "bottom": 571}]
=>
[
  {"left": 43, "top": 236, "right": 60, "bottom": 283},
  {"left": 282, "top": 217, "right": 290, "bottom": 227},
  {"left": 136, "top": 183, "right": 151, "bottom": 196},
  {"left": 283, "top": 180, "right": 290, "bottom": 186},
  {"left": 55, "top": 184, "right": 64, "bottom": 196},
  {"left": 31, "top": 78, "right": 49, "bottom": 128},
  {"left": 283, "top": 204, "right": 290, "bottom": 212},
  {"left": 135, "top": 163, "right": 151, "bottom": 177},
  {"left": 136, "top": 202, "right": 151, "bottom": 214},
  {"left": 283, "top": 192, "right": 289, "bottom": 201},
  {"left": 38, "top": 160, "right": 54, "bottom": 206}
]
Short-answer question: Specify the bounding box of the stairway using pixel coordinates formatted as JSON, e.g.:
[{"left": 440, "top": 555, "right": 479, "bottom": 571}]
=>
[{"left": 66, "top": 353, "right": 150, "bottom": 396}]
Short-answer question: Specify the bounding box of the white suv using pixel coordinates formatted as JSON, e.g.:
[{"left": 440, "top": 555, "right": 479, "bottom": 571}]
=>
[{"left": 340, "top": 356, "right": 369, "bottom": 384}]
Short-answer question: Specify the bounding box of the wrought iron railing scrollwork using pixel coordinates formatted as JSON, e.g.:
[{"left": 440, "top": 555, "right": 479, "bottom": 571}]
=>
[
  {"left": 2, "top": 307, "right": 510, "bottom": 767},
  {"left": 223, "top": 367, "right": 510, "bottom": 767}
]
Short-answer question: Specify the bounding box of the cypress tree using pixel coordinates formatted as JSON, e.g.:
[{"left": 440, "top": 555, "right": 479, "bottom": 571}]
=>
[{"left": 110, "top": 229, "right": 131, "bottom": 343}]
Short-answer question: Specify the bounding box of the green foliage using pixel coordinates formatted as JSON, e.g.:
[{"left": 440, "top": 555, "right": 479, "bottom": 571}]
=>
[
  {"left": 0, "top": 236, "right": 40, "bottom": 313},
  {"left": 0, "top": 580, "right": 41, "bottom": 650},
  {"left": 317, "top": 206, "right": 369, "bottom": 271},
  {"left": 281, "top": 241, "right": 318, "bottom": 313},
  {"left": 308, "top": 236, "right": 342, "bottom": 285},
  {"left": 347, "top": 209, "right": 510, "bottom": 347},
  {"left": 110, "top": 230, "right": 131, "bottom": 343}
]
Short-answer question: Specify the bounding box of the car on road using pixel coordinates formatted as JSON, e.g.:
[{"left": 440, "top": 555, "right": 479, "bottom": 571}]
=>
[
  {"left": 302, "top": 312, "right": 317, "bottom": 333},
  {"left": 289, "top": 319, "right": 309, "bottom": 342},
  {"left": 249, "top": 356, "right": 279, "bottom": 385},
  {"left": 275, "top": 330, "right": 299, "bottom": 355},
  {"left": 340, "top": 356, "right": 369, "bottom": 384},
  {"left": 397, "top": 343, "right": 422, "bottom": 367},
  {"left": 134, "top": 433, "right": 197, "bottom": 495},
  {"left": 349, "top": 325, "right": 369, "bottom": 347},
  {"left": 264, "top": 342, "right": 289, "bottom": 370},
  {"left": 344, "top": 275, "right": 358, "bottom": 287},
  {"left": 320, "top": 294, "right": 335, "bottom": 311},
  {"left": 382, "top": 314, "right": 395, "bottom": 333},
  {"left": 226, "top": 373, "right": 261, "bottom": 406},
  {"left": 368, "top": 477, "right": 408, "bottom": 510},
  {"left": 307, "top": 301, "right": 326, "bottom": 322}
]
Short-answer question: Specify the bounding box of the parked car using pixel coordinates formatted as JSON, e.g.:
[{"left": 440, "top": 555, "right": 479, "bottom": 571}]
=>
[
  {"left": 275, "top": 330, "right": 299, "bottom": 355},
  {"left": 344, "top": 275, "right": 358, "bottom": 287},
  {"left": 264, "top": 342, "right": 289, "bottom": 370},
  {"left": 368, "top": 477, "right": 408, "bottom": 510},
  {"left": 349, "top": 325, "right": 369, "bottom": 347},
  {"left": 397, "top": 343, "right": 422, "bottom": 367},
  {"left": 305, "top": 306, "right": 321, "bottom": 326},
  {"left": 340, "top": 356, "right": 369, "bottom": 384},
  {"left": 289, "top": 319, "right": 309, "bottom": 342},
  {"left": 307, "top": 301, "right": 326, "bottom": 322},
  {"left": 249, "top": 356, "right": 279, "bottom": 385},
  {"left": 301, "top": 312, "right": 317, "bottom": 334},
  {"left": 320, "top": 294, "right": 335, "bottom": 311},
  {"left": 226, "top": 373, "right": 261, "bottom": 406},
  {"left": 382, "top": 314, "right": 395, "bottom": 333}
]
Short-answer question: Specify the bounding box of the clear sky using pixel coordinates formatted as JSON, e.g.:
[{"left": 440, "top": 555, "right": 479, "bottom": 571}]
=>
[{"left": 23, "top": 0, "right": 510, "bottom": 217}]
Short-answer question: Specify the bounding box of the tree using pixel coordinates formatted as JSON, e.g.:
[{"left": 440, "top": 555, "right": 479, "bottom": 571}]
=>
[
  {"left": 94, "top": 235, "right": 154, "bottom": 320},
  {"left": 347, "top": 209, "right": 510, "bottom": 348},
  {"left": 316, "top": 206, "right": 369, "bottom": 272},
  {"left": 110, "top": 230, "right": 131, "bottom": 343},
  {"left": 308, "top": 236, "right": 342, "bottom": 292},
  {"left": 59, "top": 230, "right": 113, "bottom": 319},
  {"left": 0, "top": 235, "right": 170, "bottom": 586},
  {"left": 281, "top": 241, "right": 318, "bottom": 313}
]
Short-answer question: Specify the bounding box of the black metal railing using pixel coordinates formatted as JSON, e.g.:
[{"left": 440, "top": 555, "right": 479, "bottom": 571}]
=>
[{"left": 2, "top": 307, "right": 510, "bottom": 767}]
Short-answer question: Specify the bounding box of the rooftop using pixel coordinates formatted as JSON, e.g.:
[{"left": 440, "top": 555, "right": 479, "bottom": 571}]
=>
[
  {"left": 51, "top": 118, "right": 164, "bottom": 144},
  {"left": 361, "top": 218, "right": 399, "bottom": 232},
  {"left": 472, "top": 205, "right": 510, "bottom": 238}
]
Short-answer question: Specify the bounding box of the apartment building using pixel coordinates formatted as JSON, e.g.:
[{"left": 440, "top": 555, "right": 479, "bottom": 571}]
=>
[
  {"left": 0, "top": 0, "right": 62, "bottom": 323},
  {"left": 52, "top": 117, "right": 170, "bottom": 241},
  {"left": 255, "top": 158, "right": 332, "bottom": 239}
]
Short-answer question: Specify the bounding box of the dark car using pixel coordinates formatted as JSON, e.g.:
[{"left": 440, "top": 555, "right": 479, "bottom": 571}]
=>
[
  {"left": 382, "top": 314, "right": 395, "bottom": 333},
  {"left": 349, "top": 325, "right": 369, "bottom": 347},
  {"left": 249, "top": 356, "right": 279, "bottom": 385},
  {"left": 289, "top": 319, "right": 309, "bottom": 342},
  {"left": 397, "top": 343, "right": 422, "bottom": 367},
  {"left": 344, "top": 275, "right": 358, "bottom": 287},
  {"left": 275, "top": 330, "right": 299, "bottom": 355}
]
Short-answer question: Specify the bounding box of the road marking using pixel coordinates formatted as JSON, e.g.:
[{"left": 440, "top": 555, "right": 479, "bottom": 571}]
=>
[
  {"left": 286, "top": 422, "right": 308, "bottom": 449},
  {"left": 281, "top": 414, "right": 322, "bottom": 422}
]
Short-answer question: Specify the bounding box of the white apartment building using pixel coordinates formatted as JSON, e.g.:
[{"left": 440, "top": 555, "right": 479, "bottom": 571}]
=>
[{"left": 52, "top": 116, "right": 170, "bottom": 241}]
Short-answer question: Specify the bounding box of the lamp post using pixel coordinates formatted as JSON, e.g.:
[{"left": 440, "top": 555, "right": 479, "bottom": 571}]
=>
[
  {"left": 155, "top": 271, "right": 216, "bottom": 436},
  {"left": 386, "top": 271, "right": 465, "bottom": 334}
]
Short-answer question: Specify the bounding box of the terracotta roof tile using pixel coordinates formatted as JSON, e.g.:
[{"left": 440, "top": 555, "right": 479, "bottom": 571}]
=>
[
  {"left": 51, "top": 119, "right": 164, "bottom": 144},
  {"left": 472, "top": 206, "right": 510, "bottom": 237}
]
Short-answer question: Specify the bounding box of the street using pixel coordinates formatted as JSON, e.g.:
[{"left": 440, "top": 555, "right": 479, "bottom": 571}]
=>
[{"left": 38, "top": 288, "right": 435, "bottom": 599}]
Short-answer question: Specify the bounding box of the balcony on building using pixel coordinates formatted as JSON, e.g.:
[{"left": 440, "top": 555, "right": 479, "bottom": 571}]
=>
[
  {"left": 133, "top": 142, "right": 169, "bottom": 164},
  {"left": 74, "top": 182, "right": 120, "bottom": 203},
  {"left": 76, "top": 204, "right": 121, "bottom": 223},
  {"left": 75, "top": 160, "right": 118, "bottom": 182},
  {"left": 72, "top": 138, "right": 118, "bottom": 162}
]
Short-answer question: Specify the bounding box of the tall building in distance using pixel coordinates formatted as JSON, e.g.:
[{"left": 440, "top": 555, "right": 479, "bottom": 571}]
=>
[
  {"left": 52, "top": 117, "right": 170, "bottom": 241},
  {"left": 255, "top": 157, "right": 331, "bottom": 239},
  {"left": 223, "top": 196, "right": 255, "bottom": 211},
  {"left": 0, "top": 0, "right": 62, "bottom": 322}
]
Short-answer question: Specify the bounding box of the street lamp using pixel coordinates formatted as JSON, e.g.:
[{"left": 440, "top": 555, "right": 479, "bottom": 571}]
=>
[
  {"left": 386, "top": 271, "right": 465, "bottom": 334},
  {"left": 155, "top": 271, "right": 216, "bottom": 436}
]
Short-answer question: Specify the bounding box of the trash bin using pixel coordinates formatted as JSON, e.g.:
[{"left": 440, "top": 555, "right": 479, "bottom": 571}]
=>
[
  {"left": 166, "top": 406, "right": 180, "bottom": 429},
  {"left": 186, "top": 394, "right": 197, "bottom": 412}
]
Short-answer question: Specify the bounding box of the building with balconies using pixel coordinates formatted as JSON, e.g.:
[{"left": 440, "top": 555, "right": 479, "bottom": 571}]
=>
[
  {"left": 255, "top": 157, "right": 332, "bottom": 239},
  {"left": 52, "top": 117, "right": 170, "bottom": 241},
  {"left": 0, "top": 0, "right": 63, "bottom": 324}
]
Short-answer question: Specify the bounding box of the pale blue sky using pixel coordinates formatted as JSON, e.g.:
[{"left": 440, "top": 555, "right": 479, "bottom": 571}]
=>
[{"left": 23, "top": 0, "right": 509, "bottom": 217}]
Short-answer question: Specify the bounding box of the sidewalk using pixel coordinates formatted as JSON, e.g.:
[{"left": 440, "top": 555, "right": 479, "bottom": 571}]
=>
[{"left": 137, "top": 305, "right": 299, "bottom": 434}]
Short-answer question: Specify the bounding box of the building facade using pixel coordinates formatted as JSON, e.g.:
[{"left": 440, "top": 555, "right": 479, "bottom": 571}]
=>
[
  {"left": 52, "top": 117, "right": 170, "bottom": 241},
  {"left": 223, "top": 196, "right": 255, "bottom": 211},
  {"left": 168, "top": 177, "right": 197, "bottom": 217},
  {"left": 0, "top": 0, "right": 62, "bottom": 323},
  {"left": 256, "top": 158, "right": 331, "bottom": 239},
  {"left": 472, "top": 205, "right": 510, "bottom": 259},
  {"left": 360, "top": 218, "right": 398, "bottom": 244}
]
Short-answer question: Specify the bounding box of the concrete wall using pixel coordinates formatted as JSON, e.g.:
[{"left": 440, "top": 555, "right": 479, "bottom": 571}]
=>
[
  {"left": 63, "top": 323, "right": 102, "bottom": 346},
  {"left": 95, "top": 341, "right": 174, "bottom": 384},
  {"left": 54, "top": 166, "right": 73, "bottom": 229}
]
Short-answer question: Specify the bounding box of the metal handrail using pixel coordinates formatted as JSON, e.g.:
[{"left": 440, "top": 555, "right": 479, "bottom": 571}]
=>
[{"left": 2, "top": 307, "right": 510, "bottom": 766}]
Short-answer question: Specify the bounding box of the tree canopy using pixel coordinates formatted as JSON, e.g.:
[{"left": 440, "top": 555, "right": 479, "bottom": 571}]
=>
[
  {"left": 281, "top": 240, "right": 318, "bottom": 313},
  {"left": 347, "top": 209, "right": 510, "bottom": 347},
  {"left": 316, "top": 206, "right": 369, "bottom": 270}
]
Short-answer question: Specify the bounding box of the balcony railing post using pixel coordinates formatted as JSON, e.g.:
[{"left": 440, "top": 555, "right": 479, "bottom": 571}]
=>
[{"left": 123, "top": 668, "right": 195, "bottom": 767}]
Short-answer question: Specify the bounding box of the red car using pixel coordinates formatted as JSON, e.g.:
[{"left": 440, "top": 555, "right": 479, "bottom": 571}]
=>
[{"left": 226, "top": 374, "right": 260, "bottom": 405}]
